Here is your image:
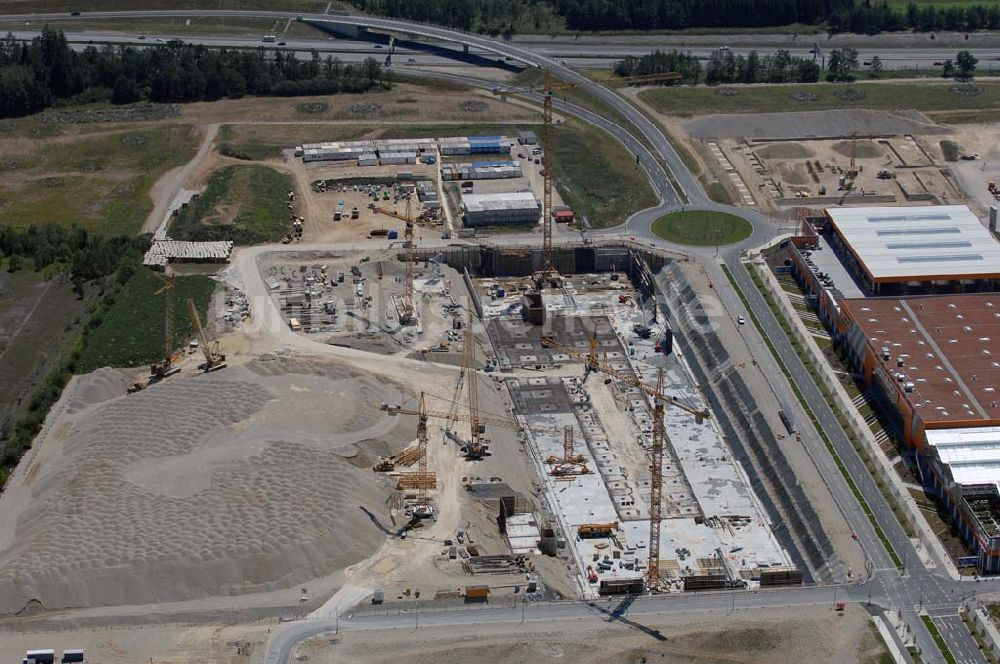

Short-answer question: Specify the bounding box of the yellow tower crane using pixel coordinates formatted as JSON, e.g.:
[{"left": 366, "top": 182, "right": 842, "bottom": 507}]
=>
[
  {"left": 492, "top": 70, "right": 681, "bottom": 284},
  {"left": 150, "top": 274, "right": 181, "bottom": 381},
  {"left": 540, "top": 334, "right": 708, "bottom": 591},
  {"left": 401, "top": 195, "right": 416, "bottom": 325},
  {"left": 464, "top": 308, "right": 485, "bottom": 460}
]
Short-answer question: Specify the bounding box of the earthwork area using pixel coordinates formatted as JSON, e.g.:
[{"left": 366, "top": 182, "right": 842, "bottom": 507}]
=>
[{"left": 0, "top": 357, "right": 414, "bottom": 614}]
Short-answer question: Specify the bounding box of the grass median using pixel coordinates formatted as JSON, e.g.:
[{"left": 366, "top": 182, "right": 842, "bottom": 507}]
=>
[{"left": 651, "top": 210, "right": 751, "bottom": 246}]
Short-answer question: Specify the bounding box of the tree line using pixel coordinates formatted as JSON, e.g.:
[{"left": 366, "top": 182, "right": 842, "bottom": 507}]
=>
[
  {"left": 349, "top": 0, "right": 1000, "bottom": 33},
  {"left": 0, "top": 224, "right": 151, "bottom": 486},
  {"left": 614, "top": 49, "right": 821, "bottom": 85},
  {"left": 0, "top": 27, "right": 389, "bottom": 118},
  {"left": 616, "top": 47, "right": 980, "bottom": 84}
]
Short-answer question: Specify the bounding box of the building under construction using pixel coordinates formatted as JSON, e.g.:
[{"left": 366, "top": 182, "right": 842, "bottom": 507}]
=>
[{"left": 470, "top": 260, "right": 798, "bottom": 596}]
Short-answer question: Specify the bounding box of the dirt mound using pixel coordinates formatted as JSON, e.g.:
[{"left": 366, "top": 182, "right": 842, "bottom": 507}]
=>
[
  {"left": 755, "top": 143, "right": 813, "bottom": 160},
  {"left": 0, "top": 357, "right": 409, "bottom": 614},
  {"left": 832, "top": 139, "right": 884, "bottom": 159},
  {"left": 777, "top": 162, "right": 810, "bottom": 185}
]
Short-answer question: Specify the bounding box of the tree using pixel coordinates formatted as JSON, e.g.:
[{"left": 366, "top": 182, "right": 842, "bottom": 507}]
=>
[
  {"left": 942, "top": 59, "right": 955, "bottom": 78},
  {"left": 826, "top": 48, "right": 859, "bottom": 82},
  {"left": 956, "top": 50, "right": 978, "bottom": 79},
  {"left": 7, "top": 254, "right": 22, "bottom": 273},
  {"left": 868, "top": 55, "right": 883, "bottom": 79}
]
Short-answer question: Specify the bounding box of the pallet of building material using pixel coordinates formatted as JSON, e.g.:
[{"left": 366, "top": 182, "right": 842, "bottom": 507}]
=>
[
  {"left": 434, "top": 590, "right": 462, "bottom": 601},
  {"left": 392, "top": 444, "right": 421, "bottom": 467},
  {"left": 659, "top": 559, "right": 681, "bottom": 579},
  {"left": 466, "top": 554, "right": 523, "bottom": 575},
  {"left": 395, "top": 472, "right": 437, "bottom": 490}
]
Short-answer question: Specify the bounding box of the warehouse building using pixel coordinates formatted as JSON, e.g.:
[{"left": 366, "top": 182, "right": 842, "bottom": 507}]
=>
[
  {"left": 922, "top": 426, "right": 1000, "bottom": 573},
  {"left": 462, "top": 191, "right": 540, "bottom": 227},
  {"left": 518, "top": 130, "right": 537, "bottom": 145},
  {"left": 825, "top": 205, "right": 1000, "bottom": 296},
  {"left": 839, "top": 293, "right": 1000, "bottom": 572}
]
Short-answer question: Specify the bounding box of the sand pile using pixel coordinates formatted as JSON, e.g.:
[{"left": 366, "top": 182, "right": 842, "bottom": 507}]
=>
[
  {"left": 0, "top": 357, "right": 408, "bottom": 614},
  {"left": 832, "top": 139, "right": 884, "bottom": 159},
  {"left": 64, "top": 367, "right": 129, "bottom": 414}
]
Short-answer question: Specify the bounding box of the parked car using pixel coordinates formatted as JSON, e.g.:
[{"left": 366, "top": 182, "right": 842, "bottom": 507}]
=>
[{"left": 737, "top": 315, "right": 746, "bottom": 325}]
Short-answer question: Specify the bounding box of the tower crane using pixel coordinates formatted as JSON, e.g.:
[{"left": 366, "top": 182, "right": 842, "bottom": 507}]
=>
[
  {"left": 400, "top": 195, "right": 416, "bottom": 325},
  {"left": 188, "top": 297, "right": 226, "bottom": 372},
  {"left": 150, "top": 274, "right": 181, "bottom": 380},
  {"left": 492, "top": 70, "right": 682, "bottom": 285},
  {"left": 493, "top": 69, "right": 577, "bottom": 283},
  {"left": 464, "top": 308, "right": 485, "bottom": 460},
  {"left": 392, "top": 392, "right": 436, "bottom": 502},
  {"left": 381, "top": 394, "right": 588, "bottom": 475},
  {"left": 541, "top": 334, "right": 708, "bottom": 590}
]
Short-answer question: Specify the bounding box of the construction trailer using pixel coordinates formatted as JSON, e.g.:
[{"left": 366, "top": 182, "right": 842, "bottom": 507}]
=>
[
  {"left": 442, "top": 161, "right": 523, "bottom": 181},
  {"left": 462, "top": 191, "right": 541, "bottom": 227}
]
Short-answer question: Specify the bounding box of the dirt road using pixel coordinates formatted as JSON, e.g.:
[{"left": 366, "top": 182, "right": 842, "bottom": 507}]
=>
[{"left": 142, "top": 123, "right": 220, "bottom": 234}]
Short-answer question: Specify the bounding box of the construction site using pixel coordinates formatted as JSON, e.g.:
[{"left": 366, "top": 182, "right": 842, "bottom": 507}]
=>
[{"left": 711, "top": 133, "right": 965, "bottom": 210}]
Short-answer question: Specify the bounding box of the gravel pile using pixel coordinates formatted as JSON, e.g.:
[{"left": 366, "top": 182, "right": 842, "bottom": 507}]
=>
[{"left": 0, "top": 357, "right": 407, "bottom": 614}]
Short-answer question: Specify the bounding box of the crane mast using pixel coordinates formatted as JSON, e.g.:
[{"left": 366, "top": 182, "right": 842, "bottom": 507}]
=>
[
  {"left": 491, "top": 69, "right": 681, "bottom": 287},
  {"left": 401, "top": 195, "right": 415, "bottom": 325},
  {"left": 150, "top": 275, "right": 178, "bottom": 379},
  {"left": 648, "top": 368, "right": 666, "bottom": 590},
  {"left": 464, "top": 309, "right": 485, "bottom": 459},
  {"left": 542, "top": 70, "right": 554, "bottom": 273}
]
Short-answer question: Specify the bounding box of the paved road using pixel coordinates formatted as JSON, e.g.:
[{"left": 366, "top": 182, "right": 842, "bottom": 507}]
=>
[
  {"left": 8, "top": 8, "right": 997, "bottom": 662},
  {"left": 266, "top": 585, "right": 852, "bottom": 663},
  {"left": 4, "top": 14, "right": 1000, "bottom": 69}
]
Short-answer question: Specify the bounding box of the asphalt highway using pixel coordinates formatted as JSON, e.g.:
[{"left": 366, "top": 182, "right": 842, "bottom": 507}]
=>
[
  {"left": 4, "top": 13, "right": 1000, "bottom": 69},
  {"left": 6, "top": 8, "right": 999, "bottom": 663}
]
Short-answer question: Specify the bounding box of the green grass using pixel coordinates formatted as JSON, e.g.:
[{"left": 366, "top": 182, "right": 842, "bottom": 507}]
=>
[
  {"left": 0, "top": 125, "right": 198, "bottom": 235},
  {"left": 651, "top": 210, "right": 751, "bottom": 246},
  {"left": 369, "top": 120, "right": 655, "bottom": 229},
  {"left": 169, "top": 165, "right": 293, "bottom": 244},
  {"left": 76, "top": 268, "right": 216, "bottom": 372},
  {"left": 921, "top": 615, "right": 958, "bottom": 664},
  {"left": 640, "top": 81, "right": 1000, "bottom": 117},
  {"left": 722, "top": 263, "right": 904, "bottom": 569},
  {"left": 940, "top": 140, "right": 962, "bottom": 162},
  {"left": 551, "top": 120, "right": 658, "bottom": 229}
]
